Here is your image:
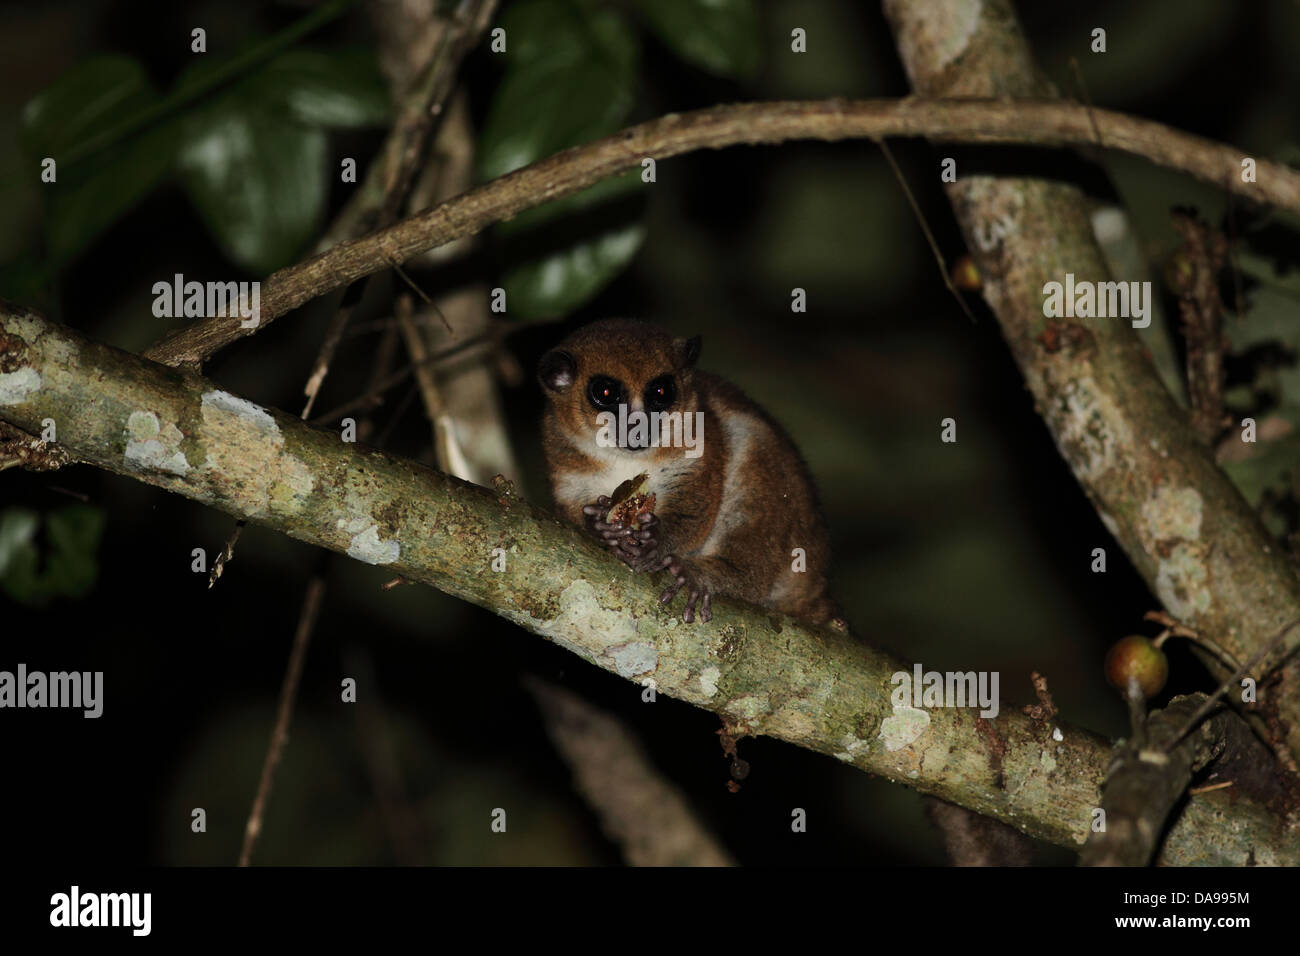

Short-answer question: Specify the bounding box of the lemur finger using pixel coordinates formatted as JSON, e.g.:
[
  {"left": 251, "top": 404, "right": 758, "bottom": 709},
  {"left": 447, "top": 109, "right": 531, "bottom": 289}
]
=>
[
  {"left": 581, "top": 496, "right": 614, "bottom": 517},
  {"left": 659, "top": 576, "right": 687, "bottom": 604},
  {"left": 683, "top": 589, "right": 700, "bottom": 623}
]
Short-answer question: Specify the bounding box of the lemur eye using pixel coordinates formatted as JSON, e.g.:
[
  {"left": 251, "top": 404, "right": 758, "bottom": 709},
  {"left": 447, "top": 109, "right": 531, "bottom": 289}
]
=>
[
  {"left": 586, "top": 376, "right": 626, "bottom": 411},
  {"left": 644, "top": 375, "right": 676, "bottom": 412}
]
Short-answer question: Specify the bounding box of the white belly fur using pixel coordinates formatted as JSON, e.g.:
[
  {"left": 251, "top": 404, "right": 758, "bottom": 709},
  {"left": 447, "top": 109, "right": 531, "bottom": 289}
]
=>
[{"left": 554, "top": 439, "right": 700, "bottom": 510}]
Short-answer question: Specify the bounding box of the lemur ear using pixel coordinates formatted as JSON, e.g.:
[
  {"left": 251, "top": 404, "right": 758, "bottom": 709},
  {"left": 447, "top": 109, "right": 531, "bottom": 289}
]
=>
[
  {"left": 539, "top": 348, "right": 577, "bottom": 392},
  {"left": 677, "top": 335, "right": 702, "bottom": 368}
]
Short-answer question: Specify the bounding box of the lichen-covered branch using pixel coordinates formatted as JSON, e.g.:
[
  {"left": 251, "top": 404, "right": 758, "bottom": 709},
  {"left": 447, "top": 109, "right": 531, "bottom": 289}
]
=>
[
  {"left": 882, "top": 0, "right": 1300, "bottom": 768},
  {"left": 3, "top": 303, "right": 1297, "bottom": 863},
  {"left": 141, "top": 97, "right": 1300, "bottom": 369},
  {"left": 1082, "top": 695, "right": 1225, "bottom": 867}
]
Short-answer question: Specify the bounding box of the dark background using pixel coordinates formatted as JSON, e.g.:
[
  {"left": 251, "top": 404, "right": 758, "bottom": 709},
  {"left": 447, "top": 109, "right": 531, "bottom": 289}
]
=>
[{"left": 2, "top": 0, "right": 1297, "bottom": 865}]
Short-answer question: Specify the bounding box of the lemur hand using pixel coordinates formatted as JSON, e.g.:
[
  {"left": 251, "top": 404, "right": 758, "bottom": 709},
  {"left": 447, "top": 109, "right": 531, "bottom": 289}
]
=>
[
  {"left": 582, "top": 497, "right": 661, "bottom": 571},
  {"left": 658, "top": 554, "right": 712, "bottom": 624}
]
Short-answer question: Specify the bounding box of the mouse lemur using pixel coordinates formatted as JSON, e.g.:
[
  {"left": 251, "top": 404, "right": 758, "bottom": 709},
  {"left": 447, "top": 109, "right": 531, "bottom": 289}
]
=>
[{"left": 539, "top": 319, "right": 836, "bottom": 625}]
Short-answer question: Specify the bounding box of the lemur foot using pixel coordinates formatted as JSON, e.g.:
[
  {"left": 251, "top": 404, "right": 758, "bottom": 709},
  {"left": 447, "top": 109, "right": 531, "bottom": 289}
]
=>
[
  {"left": 658, "top": 555, "right": 712, "bottom": 623},
  {"left": 582, "top": 497, "right": 660, "bottom": 569}
]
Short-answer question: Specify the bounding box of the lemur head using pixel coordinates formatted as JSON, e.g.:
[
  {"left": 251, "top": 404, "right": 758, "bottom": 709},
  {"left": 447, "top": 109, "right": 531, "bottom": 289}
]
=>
[{"left": 539, "top": 319, "right": 702, "bottom": 455}]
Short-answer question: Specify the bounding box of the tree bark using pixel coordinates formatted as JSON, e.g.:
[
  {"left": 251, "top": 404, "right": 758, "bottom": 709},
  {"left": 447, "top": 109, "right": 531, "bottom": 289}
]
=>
[{"left": 2, "top": 302, "right": 1296, "bottom": 863}]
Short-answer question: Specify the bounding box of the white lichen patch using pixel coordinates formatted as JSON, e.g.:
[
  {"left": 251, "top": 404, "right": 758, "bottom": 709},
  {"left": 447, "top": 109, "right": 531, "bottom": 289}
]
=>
[
  {"left": 1040, "top": 749, "right": 1057, "bottom": 772},
  {"left": 698, "top": 665, "right": 721, "bottom": 699},
  {"left": 1096, "top": 509, "right": 1120, "bottom": 538},
  {"left": 7, "top": 312, "right": 44, "bottom": 342},
  {"left": 346, "top": 523, "right": 400, "bottom": 565},
  {"left": 725, "top": 694, "right": 771, "bottom": 721},
  {"left": 124, "top": 410, "right": 189, "bottom": 475},
  {"left": 1142, "top": 487, "right": 1210, "bottom": 618},
  {"left": 1142, "top": 486, "right": 1203, "bottom": 541},
  {"left": 199, "top": 390, "right": 314, "bottom": 515},
  {"left": 834, "top": 734, "right": 873, "bottom": 764},
  {"left": 0, "top": 367, "right": 41, "bottom": 405},
  {"left": 7, "top": 313, "right": 79, "bottom": 366},
  {"left": 1054, "top": 376, "right": 1131, "bottom": 481},
  {"left": 889, "top": 0, "right": 981, "bottom": 74},
  {"left": 1091, "top": 206, "right": 1128, "bottom": 244},
  {"left": 202, "top": 390, "right": 277, "bottom": 434},
  {"left": 522, "top": 579, "right": 639, "bottom": 667},
  {"left": 879, "top": 704, "right": 930, "bottom": 752},
  {"left": 606, "top": 641, "right": 659, "bottom": 678},
  {"left": 1154, "top": 543, "right": 1212, "bottom": 618}
]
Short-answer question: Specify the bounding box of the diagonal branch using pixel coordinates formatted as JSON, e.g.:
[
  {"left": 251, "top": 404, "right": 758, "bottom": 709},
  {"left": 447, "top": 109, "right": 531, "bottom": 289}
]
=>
[
  {"left": 141, "top": 97, "right": 1300, "bottom": 370},
  {"left": 882, "top": 0, "right": 1300, "bottom": 768},
  {"left": 3, "top": 303, "right": 1296, "bottom": 864}
]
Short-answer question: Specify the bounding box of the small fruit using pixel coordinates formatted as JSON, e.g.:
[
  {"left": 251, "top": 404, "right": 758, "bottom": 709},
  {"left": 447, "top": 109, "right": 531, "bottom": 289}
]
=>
[
  {"left": 951, "top": 255, "right": 982, "bottom": 291},
  {"left": 605, "top": 473, "right": 655, "bottom": 526},
  {"left": 1104, "top": 635, "right": 1169, "bottom": 699}
]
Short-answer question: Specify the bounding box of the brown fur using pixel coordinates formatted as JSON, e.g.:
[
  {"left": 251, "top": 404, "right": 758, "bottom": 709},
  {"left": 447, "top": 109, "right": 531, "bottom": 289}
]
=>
[{"left": 539, "top": 319, "right": 836, "bottom": 625}]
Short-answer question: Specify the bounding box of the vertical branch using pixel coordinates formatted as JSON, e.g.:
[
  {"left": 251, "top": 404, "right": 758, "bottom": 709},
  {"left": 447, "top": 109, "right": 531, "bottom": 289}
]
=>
[
  {"left": 881, "top": 0, "right": 1300, "bottom": 766},
  {"left": 1169, "top": 212, "right": 1230, "bottom": 445}
]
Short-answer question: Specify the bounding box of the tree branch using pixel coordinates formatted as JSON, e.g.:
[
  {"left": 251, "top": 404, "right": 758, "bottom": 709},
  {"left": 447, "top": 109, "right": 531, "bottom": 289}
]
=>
[
  {"left": 141, "top": 97, "right": 1300, "bottom": 370},
  {"left": 882, "top": 0, "right": 1300, "bottom": 768},
  {"left": 1080, "top": 695, "right": 1254, "bottom": 867},
  {"left": 3, "top": 303, "right": 1296, "bottom": 863}
]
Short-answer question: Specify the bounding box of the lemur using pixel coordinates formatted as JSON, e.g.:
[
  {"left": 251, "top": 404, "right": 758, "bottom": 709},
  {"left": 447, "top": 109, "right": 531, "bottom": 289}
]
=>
[{"left": 538, "top": 319, "right": 836, "bottom": 625}]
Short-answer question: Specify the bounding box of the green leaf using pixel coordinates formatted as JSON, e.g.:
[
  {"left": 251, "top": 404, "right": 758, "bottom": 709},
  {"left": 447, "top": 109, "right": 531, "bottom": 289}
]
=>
[
  {"left": 21, "top": 56, "right": 182, "bottom": 266},
  {"left": 630, "top": 0, "right": 760, "bottom": 78},
  {"left": 503, "top": 218, "right": 646, "bottom": 320},
  {"left": 0, "top": 505, "right": 104, "bottom": 606},
  {"left": 1226, "top": 282, "right": 1300, "bottom": 352},
  {"left": 43, "top": 505, "right": 105, "bottom": 599},
  {"left": 257, "top": 49, "right": 391, "bottom": 128},
  {"left": 496, "top": 169, "right": 646, "bottom": 319},
  {"left": 1222, "top": 435, "right": 1300, "bottom": 508},
  {"left": 20, "top": 42, "right": 385, "bottom": 273},
  {"left": 172, "top": 45, "right": 386, "bottom": 272},
  {"left": 0, "top": 508, "right": 39, "bottom": 579},
  {"left": 498, "top": 0, "right": 639, "bottom": 71},
  {"left": 477, "top": 47, "right": 636, "bottom": 180},
  {"left": 178, "top": 91, "right": 327, "bottom": 273},
  {"left": 478, "top": 0, "right": 643, "bottom": 317},
  {"left": 21, "top": 56, "right": 157, "bottom": 156}
]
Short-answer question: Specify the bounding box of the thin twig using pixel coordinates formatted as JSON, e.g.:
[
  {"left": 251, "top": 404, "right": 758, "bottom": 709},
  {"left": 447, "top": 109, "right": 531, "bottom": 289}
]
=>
[
  {"left": 1161, "top": 616, "right": 1300, "bottom": 755},
  {"left": 239, "top": 575, "right": 326, "bottom": 866},
  {"left": 878, "top": 138, "right": 977, "bottom": 324},
  {"left": 207, "top": 520, "right": 244, "bottom": 589},
  {"left": 390, "top": 260, "right": 452, "bottom": 333},
  {"left": 298, "top": 0, "right": 494, "bottom": 412},
  {"left": 307, "top": 330, "right": 495, "bottom": 426},
  {"left": 1067, "top": 57, "right": 1105, "bottom": 154}
]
